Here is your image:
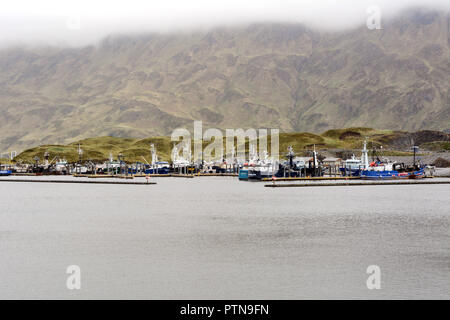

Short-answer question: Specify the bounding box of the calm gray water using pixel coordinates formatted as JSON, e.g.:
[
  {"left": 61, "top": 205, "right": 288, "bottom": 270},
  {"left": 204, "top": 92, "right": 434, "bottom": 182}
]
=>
[{"left": 0, "top": 177, "right": 449, "bottom": 299}]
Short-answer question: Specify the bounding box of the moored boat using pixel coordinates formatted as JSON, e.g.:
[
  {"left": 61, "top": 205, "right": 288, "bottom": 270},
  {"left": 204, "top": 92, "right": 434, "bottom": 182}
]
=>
[
  {"left": 145, "top": 161, "right": 170, "bottom": 174},
  {"left": 0, "top": 170, "right": 12, "bottom": 176},
  {"left": 361, "top": 145, "right": 425, "bottom": 180}
]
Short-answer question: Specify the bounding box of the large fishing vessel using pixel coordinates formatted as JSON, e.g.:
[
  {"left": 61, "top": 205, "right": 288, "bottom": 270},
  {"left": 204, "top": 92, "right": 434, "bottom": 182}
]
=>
[
  {"left": 274, "top": 146, "right": 323, "bottom": 178},
  {"left": 340, "top": 141, "right": 370, "bottom": 176},
  {"left": 239, "top": 146, "right": 278, "bottom": 180},
  {"left": 361, "top": 145, "right": 425, "bottom": 180}
]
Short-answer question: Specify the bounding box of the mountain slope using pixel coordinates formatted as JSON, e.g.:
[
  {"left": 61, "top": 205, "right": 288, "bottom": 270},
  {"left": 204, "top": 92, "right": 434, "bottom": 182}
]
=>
[{"left": 0, "top": 8, "right": 449, "bottom": 152}]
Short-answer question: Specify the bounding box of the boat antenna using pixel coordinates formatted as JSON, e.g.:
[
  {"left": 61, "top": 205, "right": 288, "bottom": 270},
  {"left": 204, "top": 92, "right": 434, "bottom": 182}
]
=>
[
  {"left": 77, "top": 144, "right": 83, "bottom": 164},
  {"left": 412, "top": 145, "right": 419, "bottom": 167},
  {"left": 150, "top": 144, "right": 158, "bottom": 165}
]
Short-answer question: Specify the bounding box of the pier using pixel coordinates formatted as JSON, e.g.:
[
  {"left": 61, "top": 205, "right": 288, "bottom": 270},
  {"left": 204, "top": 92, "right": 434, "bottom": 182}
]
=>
[
  {"left": 261, "top": 176, "right": 361, "bottom": 182},
  {"left": 72, "top": 173, "right": 238, "bottom": 179},
  {"left": 0, "top": 179, "right": 156, "bottom": 185},
  {"left": 196, "top": 173, "right": 238, "bottom": 177},
  {"left": 265, "top": 180, "right": 450, "bottom": 188}
]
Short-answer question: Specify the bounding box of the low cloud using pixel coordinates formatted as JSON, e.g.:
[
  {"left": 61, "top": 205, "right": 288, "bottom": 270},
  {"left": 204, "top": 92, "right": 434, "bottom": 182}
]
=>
[{"left": 0, "top": 0, "right": 449, "bottom": 47}]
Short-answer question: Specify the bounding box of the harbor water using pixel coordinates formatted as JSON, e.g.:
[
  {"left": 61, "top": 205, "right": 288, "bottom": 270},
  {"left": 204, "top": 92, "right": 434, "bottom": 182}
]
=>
[{"left": 0, "top": 176, "right": 449, "bottom": 299}]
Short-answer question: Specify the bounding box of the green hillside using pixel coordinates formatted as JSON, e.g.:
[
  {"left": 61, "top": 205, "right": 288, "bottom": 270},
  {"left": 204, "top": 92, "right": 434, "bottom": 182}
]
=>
[{"left": 13, "top": 128, "right": 449, "bottom": 163}]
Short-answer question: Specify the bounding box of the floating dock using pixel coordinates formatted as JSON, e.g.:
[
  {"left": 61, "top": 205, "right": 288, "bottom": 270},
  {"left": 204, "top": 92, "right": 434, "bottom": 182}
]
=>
[
  {"left": 0, "top": 179, "right": 156, "bottom": 185},
  {"left": 196, "top": 173, "right": 238, "bottom": 177},
  {"left": 75, "top": 173, "right": 237, "bottom": 179},
  {"left": 73, "top": 173, "right": 194, "bottom": 179},
  {"left": 261, "top": 176, "right": 361, "bottom": 182},
  {"left": 265, "top": 180, "right": 450, "bottom": 188},
  {"left": 134, "top": 174, "right": 194, "bottom": 178}
]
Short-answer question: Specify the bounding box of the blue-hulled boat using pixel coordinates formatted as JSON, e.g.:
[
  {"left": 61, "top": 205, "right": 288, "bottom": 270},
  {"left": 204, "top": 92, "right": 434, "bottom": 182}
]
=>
[
  {"left": 145, "top": 145, "right": 170, "bottom": 174},
  {"left": 238, "top": 168, "right": 249, "bottom": 180},
  {"left": 360, "top": 145, "right": 425, "bottom": 180},
  {"left": 0, "top": 170, "right": 12, "bottom": 176},
  {"left": 361, "top": 168, "right": 425, "bottom": 180},
  {"left": 238, "top": 166, "right": 259, "bottom": 180},
  {"left": 340, "top": 155, "right": 364, "bottom": 177},
  {"left": 145, "top": 161, "right": 170, "bottom": 174}
]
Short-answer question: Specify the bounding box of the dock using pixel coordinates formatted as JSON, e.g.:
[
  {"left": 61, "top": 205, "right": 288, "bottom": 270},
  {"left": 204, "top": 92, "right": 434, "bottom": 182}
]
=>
[
  {"left": 196, "top": 173, "right": 238, "bottom": 177},
  {"left": 133, "top": 174, "right": 194, "bottom": 178},
  {"left": 73, "top": 174, "right": 134, "bottom": 179},
  {"left": 261, "top": 176, "right": 361, "bottom": 182},
  {"left": 73, "top": 173, "right": 237, "bottom": 179},
  {"left": 265, "top": 180, "right": 450, "bottom": 188},
  {"left": 0, "top": 179, "right": 156, "bottom": 185}
]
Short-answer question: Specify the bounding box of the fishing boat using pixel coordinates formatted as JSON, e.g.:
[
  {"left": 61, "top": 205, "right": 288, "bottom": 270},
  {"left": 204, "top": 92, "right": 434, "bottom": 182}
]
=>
[
  {"left": 102, "top": 154, "right": 122, "bottom": 174},
  {"left": 253, "top": 151, "right": 279, "bottom": 179},
  {"left": 0, "top": 170, "right": 12, "bottom": 176},
  {"left": 238, "top": 145, "right": 262, "bottom": 180},
  {"left": 274, "top": 146, "right": 324, "bottom": 178},
  {"left": 238, "top": 165, "right": 258, "bottom": 180},
  {"left": 361, "top": 145, "right": 425, "bottom": 180},
  {"left": 361, "top": 167, "right": 425, "bottom": 179},
  {"left": 146, "top": 161, "right": 170, "bottom": 174},
  {"left": 340, "top": 141, "right": 370, "bottom": 176},
  {"left": 239, "top": 163, "right": 277, "bottom": 181},
  {"left": 55, "top": 159, "right": 69, "bottom": 174},
  {"left": 145, "top": 144, "right": 170, "bottom": 174}
]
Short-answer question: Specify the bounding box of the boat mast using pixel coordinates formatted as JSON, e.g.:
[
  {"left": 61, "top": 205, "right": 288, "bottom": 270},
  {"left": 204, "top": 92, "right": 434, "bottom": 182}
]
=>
[
  {"left": 361, "top": 140, "right": 369, "bottom": 169},
  {"left": 412, "top": 145, "right": 419, "bottom": 167},
  {"left": 77, "top": 144, "right": 83, "bottom": 163},
  {"left": 150, "top": 144, "right": 158, "bottom": 166}
]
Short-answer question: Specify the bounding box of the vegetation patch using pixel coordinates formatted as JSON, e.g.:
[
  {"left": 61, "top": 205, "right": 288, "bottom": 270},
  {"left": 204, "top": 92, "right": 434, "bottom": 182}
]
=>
[{"left": 11, "top": 128, "right": 449, "bottom": 163}]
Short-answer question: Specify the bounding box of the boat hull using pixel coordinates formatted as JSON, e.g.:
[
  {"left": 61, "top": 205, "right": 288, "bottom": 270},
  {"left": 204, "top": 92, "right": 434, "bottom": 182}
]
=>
[
  {"left": 239, "top": 169, "right": 260, "bottom": 180},
  {"left": 0, "top": 170, "right": 12, "bottom": 176},
  {"left": 145, "top": 168, "right": 170, "bottom": 175},
  {"left": 361, "top": 169, "right": 425, "bottom": 180},
  {"left": 339, "top": 168, "right": 362, "bottom": 177}
]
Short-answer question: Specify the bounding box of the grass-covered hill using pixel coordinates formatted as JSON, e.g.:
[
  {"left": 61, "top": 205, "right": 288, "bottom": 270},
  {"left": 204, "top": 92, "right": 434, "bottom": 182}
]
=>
[{"left": 12, "top": 128, "right": 449, "bottom": 163}]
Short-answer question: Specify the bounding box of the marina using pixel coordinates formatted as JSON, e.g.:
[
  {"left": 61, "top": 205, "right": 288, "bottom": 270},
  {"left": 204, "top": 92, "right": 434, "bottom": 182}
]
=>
[
  {"left": 0, "top": 139, "right": 446, "bottom": 186},
  {"left": 1, "top": 137, "right": 449, "bottom": 196}
]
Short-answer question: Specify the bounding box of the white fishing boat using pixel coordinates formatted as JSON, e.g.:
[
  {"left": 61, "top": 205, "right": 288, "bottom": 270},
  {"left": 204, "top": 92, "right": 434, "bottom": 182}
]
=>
[
  {"left": 146, "top": 144, "right": 170, "bottom": 174},
  {"left": 340, "top": 141, "right": 370, "bottom": 176}
]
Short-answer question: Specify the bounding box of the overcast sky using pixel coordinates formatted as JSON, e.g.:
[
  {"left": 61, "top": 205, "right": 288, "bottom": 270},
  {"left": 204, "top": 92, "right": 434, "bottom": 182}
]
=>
[{"left": 1, "top": 0, "right": 449, "bottom": 47}]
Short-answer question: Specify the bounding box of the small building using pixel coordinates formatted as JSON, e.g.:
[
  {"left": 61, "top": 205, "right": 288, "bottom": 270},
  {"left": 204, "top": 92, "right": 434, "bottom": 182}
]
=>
[
  {"left": 293, "top": 156, "right": 313, "bottom": 167},
  {"left": 322, "top": 157, "right": 342, "bottom": 166},
  {"left": 322, "top": 157, "right": 342, "bottom": 176}
]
